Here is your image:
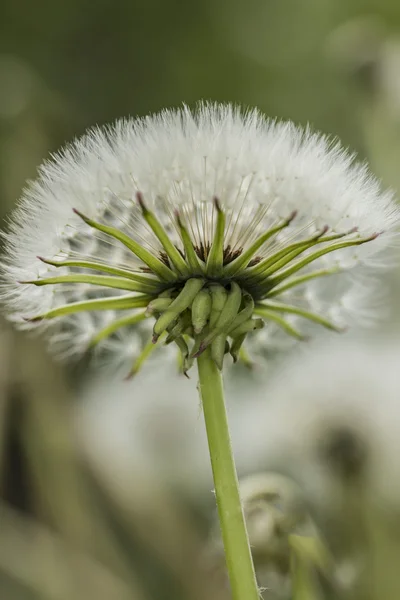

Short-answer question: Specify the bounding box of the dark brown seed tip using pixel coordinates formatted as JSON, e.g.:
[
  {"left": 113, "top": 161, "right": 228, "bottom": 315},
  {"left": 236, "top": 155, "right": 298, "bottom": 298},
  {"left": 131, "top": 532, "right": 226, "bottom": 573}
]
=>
[
  {"left": 152, "top": 334, "right": 159, "bottom": 344},
  {"left": 192, "top": 342, "right": 207, "bottom": 358},
  {"left": 72, "top": 208, "right": 89, "bottom": 222},
  {"left": 175, "top": 210, "right": 183, "bottom": 226},
  {"left": 288, "top": 210, "right": 298, "bottom": 223},
  {"left": 313, "top": 225, "right": 328, "bottom": 240},
  {"left": 136, "top": 191, "right": 146, "bottom": 211},
  {"left": 124, "top": 370, "right": 136, "bottom": 381},
  {"left": 213, "top": 196, "right": 222, "bottom": 212}
]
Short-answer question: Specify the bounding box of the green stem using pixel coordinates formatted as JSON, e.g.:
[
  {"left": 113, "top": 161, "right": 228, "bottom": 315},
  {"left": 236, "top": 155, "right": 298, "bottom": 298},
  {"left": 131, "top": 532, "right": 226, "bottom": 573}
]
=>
[{"left": 197, "top": 349, "right": 259, "bottom": 600}]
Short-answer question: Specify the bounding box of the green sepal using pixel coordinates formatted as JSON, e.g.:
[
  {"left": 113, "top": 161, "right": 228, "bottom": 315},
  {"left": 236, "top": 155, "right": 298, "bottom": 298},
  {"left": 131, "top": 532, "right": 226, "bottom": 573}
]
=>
[
  {"left": 225, "top": 293, "right": 254, "bottom": 334},
  {"left": 176, "top": 212, "right": 205, "bottom": 274},
  {"left": 158, "top": 288, "right": 174, "bottom": 298},
  {"left": 209, "top": 284, "right": 228, "bottom": 328},
  {"left": 229, "top": 318, "right": 264, "bottom": 338},
  {"left": 191, "top": 288, "right": 212, "bottom": 334},
  {"left": 237, "top": 346, "right": 254, "bottom": 369},
  {"left": 230, "top": 333, "right": 246, "bottom": 363},
  {"left": 28, "top": 293, "right": 151, "bottom": 321},
  {"left": 254, "top": 307, "right": 307, "bottom": 340},
  {"left": 137, "top": 193, "right": 189, "bottom": 276},
  {"left": 181, "top": 334, "right": 195, "bottom": 375},
  {"left": 37, "top": 257, "right": 160, "bottom": 287},
  {"left": 244, "top": 228, "right": 347, "bottom": 280},
  {"left": 165, "top": 317, "right": 186, "bottom": 344},
  {"left": 258, "top": 301, "right": 344, "bottom": 332},
  {"left": 145, "top": 297, "right": 173, "bottom": 316},
  {"left": 268, "top": 234, "right": 377, "bottom": 286},
  {"left": 174, "top": 335, "right": 189, "bottom": 359},
  {"left": 211, "top": 333, "right": 227, "bottom": 370},
  {"left": 205, "top": 198, "right": 225, "bottom": 277},
  {"left": 25, "top": 273, "right": 157, "bottom": 294},
  {"left": 193, "top": 281, "right": 242, "bottom": 355},
  {"left": 153, "top": 278, "right": 205, "bottom": 340},
  {"left": 223, "top": 210, "right": 297, "bottom": 276},
  {"left": 191, "top": 330, "right": 206, "bottom": 359},
  {"left": 173, "top": 336, "right": 192, "bottom": 376},
  {"left": 260, "top": 232, "right": 352, "bottom": 279},
  {"left": 267, "top": 267, "right": 340, "bottom": 297},
  {"left": 209, "top": 281, "right": 242, "bottom": 333},
  {"left": 126, "top": 332, "right": 166, "bottom": 379},
  {"left": 89, "top": 311, "right": 147, "bottom": 347},
  {"left": 73, "top": 208, "right": 176, "bottom": 281}
]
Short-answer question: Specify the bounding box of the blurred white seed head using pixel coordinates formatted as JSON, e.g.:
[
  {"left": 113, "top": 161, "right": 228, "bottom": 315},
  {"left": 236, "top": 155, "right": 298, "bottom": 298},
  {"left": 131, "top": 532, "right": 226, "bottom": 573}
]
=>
[
  {"left": 0, "top": 103, "right": 398, "bottom": 374},
  {"left": 75, "top": 358, "right": 209, "bottom": 495},
  {"left": 241, "top": 334, "right": 400, "bottom": 563},
  {"left": 75, "top": 358, "right": 272, "bottom": 500},
  {"left": 207, "top": 472, "right": 317, "bottom": 600}
]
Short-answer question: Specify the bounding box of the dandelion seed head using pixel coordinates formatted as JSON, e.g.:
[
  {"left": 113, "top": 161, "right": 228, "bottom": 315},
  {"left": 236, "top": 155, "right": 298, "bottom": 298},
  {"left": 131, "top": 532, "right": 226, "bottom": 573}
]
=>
[{"left": 1, "top": 103, "right": 398, "bottom": 373}]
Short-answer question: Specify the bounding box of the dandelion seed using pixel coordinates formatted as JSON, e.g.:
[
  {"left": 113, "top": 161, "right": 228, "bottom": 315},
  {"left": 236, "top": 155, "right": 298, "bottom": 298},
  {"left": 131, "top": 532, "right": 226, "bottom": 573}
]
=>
[{"left": 0, "top": 103, "right": 398, "bottom": 374}]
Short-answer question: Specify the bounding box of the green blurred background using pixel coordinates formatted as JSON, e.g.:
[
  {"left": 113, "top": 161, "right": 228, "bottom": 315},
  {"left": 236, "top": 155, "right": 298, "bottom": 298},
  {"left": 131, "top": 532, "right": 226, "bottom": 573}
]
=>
[{"left": 2, "top": 0, "right": 400, "bottom": 222}]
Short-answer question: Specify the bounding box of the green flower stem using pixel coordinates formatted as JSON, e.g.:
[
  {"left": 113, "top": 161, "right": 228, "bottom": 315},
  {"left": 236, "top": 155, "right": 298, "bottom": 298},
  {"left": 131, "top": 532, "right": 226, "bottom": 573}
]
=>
[{"left": 197, "top": 349, "right": 259, "bottom": 600}]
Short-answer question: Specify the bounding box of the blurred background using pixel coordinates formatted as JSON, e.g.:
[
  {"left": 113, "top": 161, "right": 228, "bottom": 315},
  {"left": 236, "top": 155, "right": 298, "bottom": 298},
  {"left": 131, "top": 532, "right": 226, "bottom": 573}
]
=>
[{"left": 1, "top": 0, "right": 400, "bottom": 599}]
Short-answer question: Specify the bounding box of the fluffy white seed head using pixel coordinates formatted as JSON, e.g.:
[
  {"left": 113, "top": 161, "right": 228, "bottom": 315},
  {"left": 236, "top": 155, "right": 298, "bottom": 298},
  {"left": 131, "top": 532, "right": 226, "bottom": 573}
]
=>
[{"left": 1, "top": 103, "right": 398, "bottom": 371}]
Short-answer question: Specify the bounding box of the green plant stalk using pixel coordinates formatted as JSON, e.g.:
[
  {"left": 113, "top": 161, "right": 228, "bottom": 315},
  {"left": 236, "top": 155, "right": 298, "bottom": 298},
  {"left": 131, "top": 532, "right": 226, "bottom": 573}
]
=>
[{"left": 197, "top": 349, "right": 259, "bottom": 600}]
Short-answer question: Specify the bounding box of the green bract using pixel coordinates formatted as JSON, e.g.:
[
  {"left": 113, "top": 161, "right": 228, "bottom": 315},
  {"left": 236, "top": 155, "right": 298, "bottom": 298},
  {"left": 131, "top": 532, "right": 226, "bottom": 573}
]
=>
[{"left": 26, "top": 194, "right": 376, "bottom": 375}]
